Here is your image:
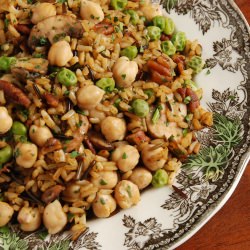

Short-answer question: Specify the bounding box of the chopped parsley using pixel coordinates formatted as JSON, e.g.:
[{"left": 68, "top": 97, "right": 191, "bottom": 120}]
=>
[
  {"left": 100, "top": 197, "right": 106, "bottom": 205},
  {"left": 4, "top": 19, "right": 9, "bottom": 29},
  {"left": 122, "top": 152, "right": 127, "bottom": 159},
  {"left": 14, "top": 148, "right": 21, "bottom": 158},
  {"left": 67, "top": 213, "right": 74, "bottom": 221},
  {"left": 53, "top": 33, "right": 66, "bottom": 43},
  {"left": 185, "top": 114, "right": 192, "bottom": 122},
  {"left": 39, "top": 37, "right": 48, "bottom": 46},
  {"left": 206, "top": 69, "right": 211, "bottom": 75},
  {"left": 76, "top": 109, "right": 87, "bottom": 116},
  {"left": 90, "top": 14, "right": 95, "bottom": 19},
  {"left": 99, "top": 179, "right": 107, "bottom": 185},
  {"left": 70, "top": 151, "right": 80, "bottom": 158},
  {"left": 182, "top": 128, "right": 188, "bottom": 137},
  {"left": 183, "top": 96, "right": 192, "bottom": 104},
  {"left": 64, "top": 90, "right": 70, "bottom": 96},
  {"left": 121, "top": 74, "right": 126, "bottom": 80},
  {"left": 56, "top": 0, "right": 67, "bottom": 3},
  {"left": 114, "top": 17, "right": 118, "bottom": 22},
  {"left": 126, "top": 185, "right": 132, "bottom": 198}
]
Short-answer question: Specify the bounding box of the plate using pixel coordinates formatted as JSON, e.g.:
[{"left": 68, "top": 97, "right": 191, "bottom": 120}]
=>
[{"left": 1, "top": 0, "right": 249, "bottom": 249}]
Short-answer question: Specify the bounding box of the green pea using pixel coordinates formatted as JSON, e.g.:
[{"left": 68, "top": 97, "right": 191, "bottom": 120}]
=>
[
  {"left": 152, "top": 16, "right": 166, "bottom": 31},
  {"left": 171, "top": 31, "right": 186, "bottom": 51},
  {"left": 144, "top": 89, "right": 154, "bottom": 99},
  {"left": 110, "top": 0, "right": 127, "bottom": 10},
  {"left": 152, "top": 169, "right": 168, "bottom": 188},
  {"left": 124, "top": 10, "right": 139, "bottom": 25},
  {"left": 163, "top": 17, "right": 175, "bottom": 35},
  {"left": 0, "top": 145, "right": 13, "bottom": 164},
  {"left": 96, "top": 78, "right": 115, "bottom": 92},
  {"left": 131, "top": 99, "right": 149, "bottom": 118},
  {"left": 120, "top": 46, "right": 138, "bottom": 60},
  {"left": 0, "top": 56, "right": 16, "bottom": 71},
  {"left": 147, "top": 26, "right": 161, "bottom": 41},
  {"left": 11, "top": 121, "right": 27, "bottom": 136},
  {"left": 56, "top": 68, "right": 77, "bottom": 87},
  {"left": 186, "top": 56, "right": 204, "bottom": 74},
  {"left": 161, "top": 40, "right": 176, "bottom": 56}
]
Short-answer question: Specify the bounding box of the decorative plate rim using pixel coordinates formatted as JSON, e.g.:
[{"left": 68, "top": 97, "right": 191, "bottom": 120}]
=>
[{"left": 169, "top": 1, "right": 250, "bottom": 248}]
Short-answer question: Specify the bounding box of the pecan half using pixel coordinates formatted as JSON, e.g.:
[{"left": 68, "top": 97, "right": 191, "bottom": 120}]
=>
[
  {"left": 0, "top": 80, "right": 31, "bottom": 108},
  {"left": 177, "top": 87, "right": 200, "bottom": 113},
  {"left": 43, "top": 93, "right": 59, "bottom": 107},
  {"left": 15, "top": 24, "right": 31, "bottom": 35},
  {"left": 147, "top": 56, "right": 173, "bottom": 84}
]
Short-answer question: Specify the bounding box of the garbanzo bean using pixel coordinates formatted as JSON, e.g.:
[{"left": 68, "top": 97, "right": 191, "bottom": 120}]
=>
[
  {"left": 129, "top": 168, "right": 152, "bottom": 190},
  {"left": 80, "top": 0, "right": 104, "bottom": 23},
  {"left": 101, "top": 116, "right": 126, "bottom": 142},
  {"left": 92, "top": 193, "right": 116, "bottom": 218},
  {"left": 77, "top": 85, "right": 105, "bottom": 110},
  {"left": 112, "top": 57, "right": 138, "bottom": 88},
  {"left": 114, "top": 180, "right": 140, "bottom": 209},
  {"left": 43, "top": 200, "right": 67, "bottom": 234},
  {"left": 15, "top": 142, "right": 38, "bottom": 168},
  {"left": 17, "top": 207, "right": 41, "bottom": 232},
  {"left": 91, "top": 171, "right": 118, "bottom": 189},
  {"left": 111, "top": 145, "right": 140, "bottom": 172},
  {"left": 31, "top": 3, "right": 56, "bottom": 24},
  {"left": 0, "top": 201, "right": 14, "bottom": 227},
  {"left": 29, "top": 125, "right": 53, "bottom": 147},
  {"left": 48, "top": 40, "right": 73, "bottom": 67},
  {"left": 0, "top": 107, "right": 13, "bottom": 134}
]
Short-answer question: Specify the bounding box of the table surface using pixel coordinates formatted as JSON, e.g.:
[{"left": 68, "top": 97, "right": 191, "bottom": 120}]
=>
[{"left": 177, "top": 1, "right": 250, "bottom": 249}]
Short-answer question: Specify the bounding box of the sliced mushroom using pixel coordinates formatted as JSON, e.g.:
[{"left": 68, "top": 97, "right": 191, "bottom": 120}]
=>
[
  {"left": 146, "top": 104, "right": 183, "bottom": 141},
  {"left": 28, "top": 15, "right": 84, "bottom": 49},
  {"left": 11, "top": 58, "right": 48, "bottom": 80},
  {"left": 87, "top": 130, "right": 113, "bottom": 151}
]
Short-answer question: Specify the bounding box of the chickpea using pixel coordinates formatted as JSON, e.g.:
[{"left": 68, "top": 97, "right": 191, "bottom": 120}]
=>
[
  {"left": 0, "top": 201, "right": 14, "bottom": 227},
  {"left": 31, "top": 3, "right": 56, "bottom": 24},
  {"left": 101, "top": 116, "right": 126, "bottom": 142},
  {"left": 0, "top": 107, "right": 13, "bottom": 134},
  {"left": 15, "top": 142, "right": 38, "bottom": 168},
  {"left": 111, "top": 145, "right": 140, "bottom": 172},
  {"left": 91, "top": 171, "right": 118, "bottom": 189},
  {"left": 141, "top": 4, "right": 162, "bottom": 21},
  {"left": 80, "top": 0, "right": 104, "bottom": 24},
  {"left": 89, "top": 108, "right": 106, "bottom": 122},
  {"left": 29, "top": 125, "right": 53, "bottom": 147},
  {"left": 43, "top": 200, "right": 67, "bottom": 234},
  {"left": 114, "top": 180, "right": 140, "bottom": 209},
  {"left": 112, "top": 57, "right": 138, "bottom": 88},
  {"left": 129, "top": 167, "right": 152, "bottom": 190},
  {"left": 48, "top": 40, "right": 73, "bottom": 67},
  {"left": 92, "top": 193, "right": 116, "bottom": 218},
  {"left": 17, "top": 207, "right": 41, "bottom": 232},
  {"left": 141, "top": 144, "right": 168, "bottom": 171},
  {"left": 77, "top": 85, "right": 105, "bottom": 110}
]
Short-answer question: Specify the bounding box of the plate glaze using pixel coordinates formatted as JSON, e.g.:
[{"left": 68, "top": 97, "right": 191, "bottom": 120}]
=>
[{"left": 0, "top": 0, "right": 249, "bottom": 249}]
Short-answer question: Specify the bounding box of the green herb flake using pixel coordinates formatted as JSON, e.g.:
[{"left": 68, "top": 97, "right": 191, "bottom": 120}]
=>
[
  {"left": 122, "top": 152, "right": 127, "bottom": 159},
  {"left": 100, "top": 197, "right": 106, "bottom": 205},
  {"left": 126, "top": 185, "right": 132, "bottom": 198},
  {"left": 70, "top": 151, "right": 80, "bottom": 158},
  {"left": 114, "top": 17, "right": 118, "bottom": 22},
  {"left": 64, "top": 90, "right": 70, "bottom": 96},
  {"left": 90, "top": 14, "right": 95, "bottom": 19},
  {"left": 14, "top": 148, "right": 21, "bottom": 158},
  {"left": 182, "top": 128, "right": 188, "bottom": 137},
  {"left": 67, "top": 213, "right": 74, "bottom": 221},
  {"left": 4, "top": 19, "right": 10, "bottom": 29},
  {"left": 183, "top": 96, "right": 192, "bottom": 104},
  {"left": 99, "top": 179, "right": 108, "bottom": 185},
  {"left": 121, "top": 74, "right": 126, "bottom": 80},
  {"left": 39, "top": 37, "right": 48, "bottom": 45}
]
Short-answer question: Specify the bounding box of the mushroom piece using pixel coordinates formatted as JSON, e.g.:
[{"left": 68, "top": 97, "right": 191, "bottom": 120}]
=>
[
  {"left": 28, "top": 15, "right": 84, "bottom": 49},
  {"left": 11, "top": 58, "right": 49, "bottom": 82},
  {"left": 146, "top": 104, "right": 183, "bottom": 141},
  {"left": 87, "top": 130, "right": 113, "bottom": 151}
]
